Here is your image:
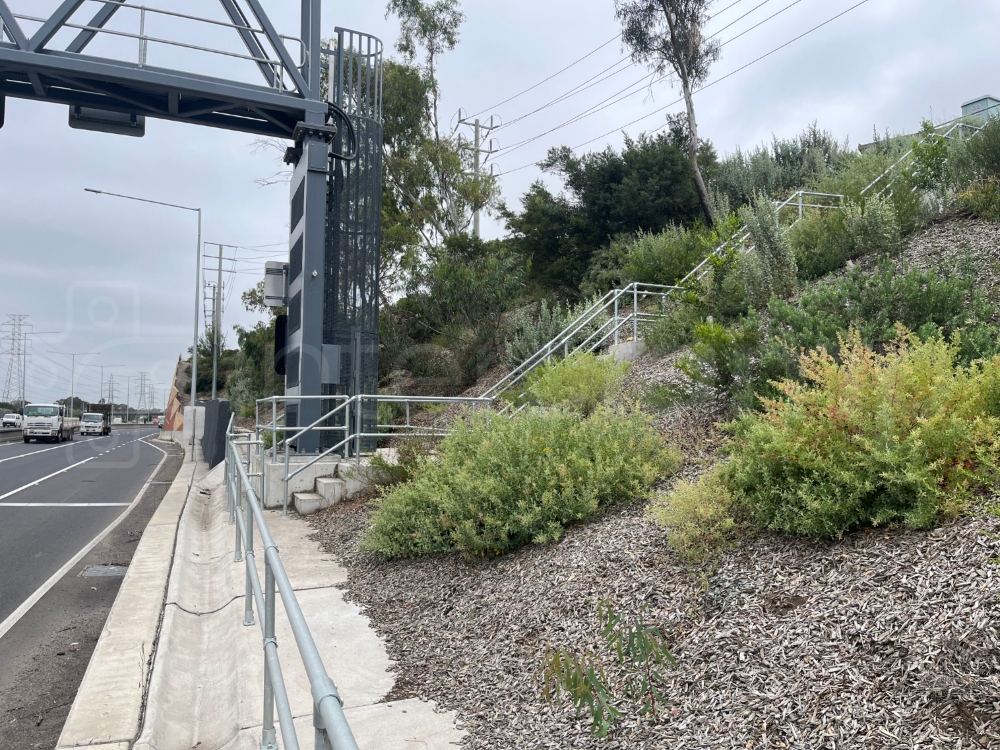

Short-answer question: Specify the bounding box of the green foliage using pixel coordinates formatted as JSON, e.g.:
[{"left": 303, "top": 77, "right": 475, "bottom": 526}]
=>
[
  {"left": 712, "top": 123, "right": 849, "bottom": 209},
  {"left": 649, "top": 467, "right": 745, "bottom": 563},
  {"left": 958, "top": 178, "right": 1000, "bottom": 222},
  {"left": 842, "top": 195, "right": 901, "bottom": 256},
  {"left": 725, "top": 331, "right": 1000, "bottom": 538},
  {"left": 788, "top": 208, "right": 855, "bottom": 281},
  {"left": 769, "top": 258, "right": 999, "bottom": 364},
  {"left": 229, "top": 319, "right": 282, "bottom": 414},
  {"left": 525, "top": 353, "right": 630, "bottom": 416},
  {"left": 953, "top": 116, "right": 1000, "bottom": 184},
  {"left": 362, "top": 406, "right": 679, "bottom": 558},
  {"left": 407, "top": 237, "right": 527, "bottom": 384},
  {"left": 910, "top": 120, "right": 950, "bottom": 190},
  {"left": 505, "top": 297, "right": 608, "bottom": 369},
  {"left": 738, "top": 193, "right": 797, "bottom": 307},
  {"left": 642, "top": 302, "right": 703, "bottom": 356},
  {"left": 505, "top": 133, "right": 712, "bottom": 293},
  {"left": 540, "top": 601, "right": 676, "bottom": 737},
  {"left": 676, "top": 315, "right": 763, "bottom": 400}
]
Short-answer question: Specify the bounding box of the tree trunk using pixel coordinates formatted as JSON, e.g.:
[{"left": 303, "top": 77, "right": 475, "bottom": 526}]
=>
[{"left": 682, "top": 82, "right": 714, "bottom": 227}]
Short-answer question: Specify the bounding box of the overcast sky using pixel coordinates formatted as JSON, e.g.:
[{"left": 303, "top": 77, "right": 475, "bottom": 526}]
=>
[{"left": 1, "top": 0, "right": 997, "bottom": 407}]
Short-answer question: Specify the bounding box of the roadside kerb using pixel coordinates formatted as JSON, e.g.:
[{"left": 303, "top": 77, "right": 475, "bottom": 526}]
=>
[{"left": 55, "top": 440, "right": 204, "bottom": 750}]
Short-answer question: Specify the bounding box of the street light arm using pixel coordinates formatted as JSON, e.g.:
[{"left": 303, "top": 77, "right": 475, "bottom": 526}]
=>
[{"left": 84, "top": 188, "right": 200, "bottom": 214}]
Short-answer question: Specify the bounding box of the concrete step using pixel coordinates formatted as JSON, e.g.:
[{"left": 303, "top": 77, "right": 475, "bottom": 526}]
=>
[
  {"left": 315, "top": 476, "right": 346, "bottom": 506},
  {"left": 292, "top": 491, "right": 327, "bottom": 516}
]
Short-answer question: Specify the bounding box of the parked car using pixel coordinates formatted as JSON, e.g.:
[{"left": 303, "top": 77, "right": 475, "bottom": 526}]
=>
[{"left": 2, "top": 413, "right": 22, "bottom": 428}]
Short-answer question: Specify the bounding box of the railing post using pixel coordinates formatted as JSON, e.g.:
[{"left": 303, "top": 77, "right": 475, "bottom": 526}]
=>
[
  {"left": 271, "top": 400, "right": 277, "bottom": 461},
  {"left": 234, "top": 470, "right": 243, "bottom": 563},
  {"left": 354, "top": 396, "right": 362, "bottom": 466},
  {"left": 314, "top": 704, "right": 333, "bottom": 750},
  {"left": 632, "top": 285, "right": 638, "bottom": 342},
  {"left": 613, "top": 295, "right": 619, "bottom": 345},
  {"left": 260, "top": 559, "right": 277, "bottom": 750},
  {"left": 798, "top": 191, "right": 803, "bottom": 222},
  {"left": 283, "top": 433, "right": 290, "bottom": 517},
  {"left": 228, "top": 442, "right": 236, "bottom": 526},
  {"left": 244, "top": 498, "right": 256, "bottom": 627}
]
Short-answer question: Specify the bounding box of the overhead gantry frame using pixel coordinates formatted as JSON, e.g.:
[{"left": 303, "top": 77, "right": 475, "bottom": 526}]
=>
[{"left": 0, "top": 0, "right": 356, "bottom": 451}]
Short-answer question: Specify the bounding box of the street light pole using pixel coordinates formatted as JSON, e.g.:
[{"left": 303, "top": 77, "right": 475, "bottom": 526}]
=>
[{"left": 85, "top": 187, "right": 203, "bottom": 410}]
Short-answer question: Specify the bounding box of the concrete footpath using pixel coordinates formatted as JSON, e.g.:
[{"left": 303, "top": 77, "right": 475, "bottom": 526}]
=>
[{"left": 58, "top": 442, "right": 464, "bottom": 749}]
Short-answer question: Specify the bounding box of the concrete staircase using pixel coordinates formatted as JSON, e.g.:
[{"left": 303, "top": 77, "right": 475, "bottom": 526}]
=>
[{"left": 292, "top": 463, "right": 366, "bottom": 515}]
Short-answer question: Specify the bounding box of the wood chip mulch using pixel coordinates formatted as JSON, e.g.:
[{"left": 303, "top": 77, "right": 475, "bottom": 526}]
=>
[{"left": 310, "top": 496, "right": 1000, "bottom": 749}]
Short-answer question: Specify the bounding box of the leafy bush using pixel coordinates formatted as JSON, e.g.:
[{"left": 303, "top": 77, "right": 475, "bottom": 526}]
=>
[
  {"left": 953, "top": 116, "right": 1000, "bottom": 184},
  {"left": 712, "top": 123, "right": 849, "bottom": 210},
  {"left": 675, "top": 315, "right": 764, "bottom": 404},
  {"left": 842, "top": 194, "right": 900, "bottom": 256},
  {"left": 642, "top": 303, "right": 703, "bottom": 356},
  {"left": 724, "top": 331, "right": 1000, "bottom": 538},
  {"left": 363, "top": 406, "right": 680, "bottom": 558},
  {"left": 622, "top": 226, "right": 716, "bottom": 287},
  {"left": 958, "top": 179, "right": 1000, "bottom": 222},
  {"left": 738, "top": 193, "right": 797, "bottom": 307},
  {"left": 769, "top": 258, "right": 999, "bottom": 364},
  {"left": 649, "top": 467, "right": 745, "bottom": 564},
  {"left": 505, "top": 297, "right": 609, "bottom": 369},
  {"left": 910, "top": 120, "right": 951, "bottom": 190},
  {"left": 788, "top": 208, "right": 856, "bottom": 281},
  {"left": 525, "top": 353, "right": 630, "bottom": 416}
]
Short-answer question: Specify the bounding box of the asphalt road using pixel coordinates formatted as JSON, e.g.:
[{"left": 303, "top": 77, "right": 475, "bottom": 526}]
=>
[{"left": 0, "top": 429, "right": 184, "bottom": 749}]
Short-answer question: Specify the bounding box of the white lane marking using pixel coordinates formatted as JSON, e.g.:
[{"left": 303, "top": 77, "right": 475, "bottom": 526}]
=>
[
  {"left": 0, "top": 438, "right": 101, "bottom": 465},
  {"left": 0, "top": 437, "right": 170, "bottom": 642},
  {"left": 0, "top": 503, "right": 129, "bottom": 508},
  {"left": 0, "top": 457, "right": 95, "bottom": 501}
]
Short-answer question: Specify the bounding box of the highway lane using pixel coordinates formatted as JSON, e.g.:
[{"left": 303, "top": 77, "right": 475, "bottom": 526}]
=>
[{"left": 0, "top": 429, "right": 165, "bottom": 624}]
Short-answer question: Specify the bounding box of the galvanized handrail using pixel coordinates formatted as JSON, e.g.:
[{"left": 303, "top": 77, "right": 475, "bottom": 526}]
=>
[{"left": 226, "top": 417, "right": 361, "bottom": 750}]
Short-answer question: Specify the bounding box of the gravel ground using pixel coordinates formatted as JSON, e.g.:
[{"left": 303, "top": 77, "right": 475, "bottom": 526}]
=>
[{"left": 306, "top": 217, "right": 1000, "bottom": 748}]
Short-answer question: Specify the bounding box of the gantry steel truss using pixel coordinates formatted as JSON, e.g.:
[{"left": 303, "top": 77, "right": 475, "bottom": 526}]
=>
[
  {"left": 0, "top": 1, "right": 385, "bottom": 454},
  {"left": 0, "top": 0, "right": 325, "bottom": 136}
]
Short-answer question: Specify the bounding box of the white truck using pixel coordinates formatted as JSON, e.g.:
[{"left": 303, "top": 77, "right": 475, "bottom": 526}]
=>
[
  {"left": 80, "top": 411, "right": 110, "bottom": 436},
  {"left": 22, "top": 403, "right": 80, "bottom": 443}
]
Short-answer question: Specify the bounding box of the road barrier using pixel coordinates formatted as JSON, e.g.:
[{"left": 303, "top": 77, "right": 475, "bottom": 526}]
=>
[{"left": 226, "top": 416, "right": 360, "bottom": 750}]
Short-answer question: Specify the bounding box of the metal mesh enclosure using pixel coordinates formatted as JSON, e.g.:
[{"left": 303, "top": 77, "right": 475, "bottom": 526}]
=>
[{"left": 322, "top": 28, "right": 383, "bottom": 452}]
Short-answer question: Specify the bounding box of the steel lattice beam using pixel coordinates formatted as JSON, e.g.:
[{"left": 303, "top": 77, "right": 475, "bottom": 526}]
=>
[{"left": 66, "top": 0, "right": 127, "bottom": 55}]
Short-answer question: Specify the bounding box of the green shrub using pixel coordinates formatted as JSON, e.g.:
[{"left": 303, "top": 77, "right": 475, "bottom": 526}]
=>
[
  {"left": 506, "top": 297, "right": 609, "bottom": 369},
  {"left": 675, "top": 315, "right": 763, "bottom": 402},
  {"left": 953, "top": 116, "right": 1000, "bottom": 184},
  {"left": 788, "top": 208, "right": 856, "bottom": 280},
  {"left": 622, "top": 226, "right": 716, "bottom": 287},
  {"left": 910, "top": 120, "right": 951, "bottom": 191},
  {"left": 738, "top": 193, "right": 797, "bottom": 307},
  {"left": 363, "top": 406, "right": 680, "bottom": 558},
  {"left": 724, "top": 330, "right": 1000, "bottom": 538},
  {"left": 958, "top": 179, "right": 1000, "bottom": 222},
  {"left": 642, "top": 303, "right": 703, "bottom": 356},
  {"left": 524, "top": 353, "right": 630, "bottom": 416},
  {"left": 649, "top": 467, "right": 746, "bottom": 563},
  {"left": 769, "top": 258, "right": 999, "bottom": 364},
  {"left": 842, "top": 194, "right": 900, "bottom": 256}
]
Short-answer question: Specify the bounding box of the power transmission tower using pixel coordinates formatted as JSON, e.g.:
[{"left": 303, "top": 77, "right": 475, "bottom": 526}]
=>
[
  {"left": 137, "top": 372, "right": 149, "bottom": 417},
  {"left": 457, "top": 113, "right": 500, "bottom": 237},
  {"left": 1, "top": 315, "right": 29, "bottom": 407}
]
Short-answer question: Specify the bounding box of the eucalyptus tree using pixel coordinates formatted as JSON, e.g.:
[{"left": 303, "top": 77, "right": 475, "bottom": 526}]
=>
[{"left": 615, "top": 0, "right": 720, "bottom": 226}]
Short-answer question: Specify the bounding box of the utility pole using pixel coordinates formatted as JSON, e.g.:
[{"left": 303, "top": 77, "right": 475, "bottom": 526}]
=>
[
  {"left": 53, "top": 352, "right": 92, "bottom": 417},
  {"left": 213, "top": 243, "right": 223, "bottom": 399},
  {"left": 108, "top": 374, "right": 117, "bottom": 422},
  {"left": 125, "top": 375, "right": 130, "bottom": 423},
  {"left": 457, "top": 113, "right": 500, "bottom": 237}
]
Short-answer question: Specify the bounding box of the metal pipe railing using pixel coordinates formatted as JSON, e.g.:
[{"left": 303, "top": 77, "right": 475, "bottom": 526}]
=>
[{"left": 227, "top": 423, "right": 360, "bottom": 750}]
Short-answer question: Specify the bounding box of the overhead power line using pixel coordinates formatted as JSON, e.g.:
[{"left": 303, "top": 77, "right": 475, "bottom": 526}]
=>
[
  {"left": 499, "top": 0, "right": 873, "bottom": 176},
  {"left": 468, "top": 33, "right": 622, "bottom": 119},
  {"left": 721, "top": 0, "right": 808, "bottom": 48},
  {"left": 707, "top": 0, "right": 776, "bottom": 40}
]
